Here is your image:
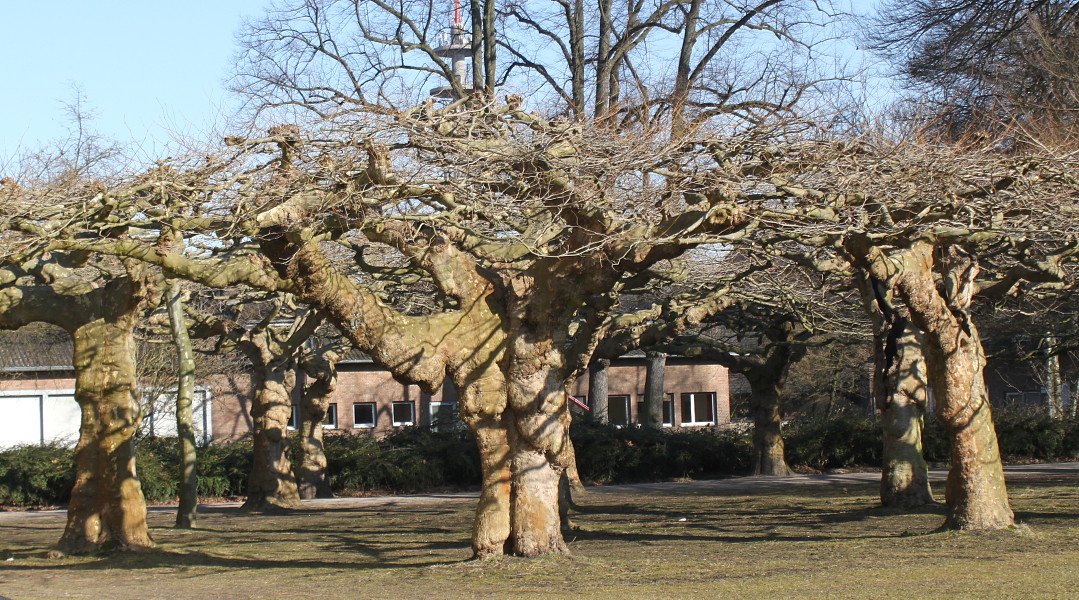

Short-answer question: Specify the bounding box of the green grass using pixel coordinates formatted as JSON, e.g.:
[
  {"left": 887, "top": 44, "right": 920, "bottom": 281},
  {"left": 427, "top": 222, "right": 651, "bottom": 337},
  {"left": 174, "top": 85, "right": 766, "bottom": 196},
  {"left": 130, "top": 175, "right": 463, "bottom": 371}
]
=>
[{"left": 1, "top": 471, "right": 1078, "bottom": 599}]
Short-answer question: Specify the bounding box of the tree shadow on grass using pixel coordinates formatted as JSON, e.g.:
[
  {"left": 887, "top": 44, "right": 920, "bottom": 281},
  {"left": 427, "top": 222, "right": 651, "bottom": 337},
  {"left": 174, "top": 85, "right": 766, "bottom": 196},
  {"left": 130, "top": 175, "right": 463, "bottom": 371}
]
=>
[{"left": 0, "top": 544, "right": 465, "bottom": 572}]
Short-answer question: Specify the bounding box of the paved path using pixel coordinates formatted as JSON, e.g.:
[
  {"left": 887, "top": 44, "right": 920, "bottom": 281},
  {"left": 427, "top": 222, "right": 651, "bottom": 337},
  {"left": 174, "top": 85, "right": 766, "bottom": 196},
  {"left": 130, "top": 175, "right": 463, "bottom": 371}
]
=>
[{"left": 2, "top": 462, "right": 1077, "bottom": 520}]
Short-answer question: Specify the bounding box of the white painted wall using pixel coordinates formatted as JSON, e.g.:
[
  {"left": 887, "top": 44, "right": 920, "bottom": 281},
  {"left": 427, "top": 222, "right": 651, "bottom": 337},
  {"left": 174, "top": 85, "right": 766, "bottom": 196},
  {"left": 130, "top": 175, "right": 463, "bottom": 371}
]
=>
[
  {"left": 0, "top": 390, "right": 80, "bottom": 448},
  {"left": 0, "top": 388, "right": 212, "bottom": 448}
]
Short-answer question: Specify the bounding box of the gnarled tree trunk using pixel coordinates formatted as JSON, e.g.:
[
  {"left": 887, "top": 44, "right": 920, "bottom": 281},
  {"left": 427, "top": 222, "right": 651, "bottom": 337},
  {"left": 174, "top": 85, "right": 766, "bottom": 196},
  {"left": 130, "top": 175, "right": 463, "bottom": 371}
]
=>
[
  {"left": 881, "top": 242, "right": 1013, "bottom": 530},
  {"left": 166, "top": 281, "right": 200, "bottom": 528},
  {"left": 748, "top": 384, "right": 792, "bottom": 476},
  {"left": 859, "top": 274, "right": 934, "bottom": 508},
  {"left": 878, "top": 319, "right": 934, "bottom": 508},
  {"left": 295, "top": 349, "right": 340, "bottom": 499},
  {"left": 243, "top": 364, "right": 302, "bottom": 510},
  {"left": 59, "top": 316, "right": 154, "bottom": 554}
]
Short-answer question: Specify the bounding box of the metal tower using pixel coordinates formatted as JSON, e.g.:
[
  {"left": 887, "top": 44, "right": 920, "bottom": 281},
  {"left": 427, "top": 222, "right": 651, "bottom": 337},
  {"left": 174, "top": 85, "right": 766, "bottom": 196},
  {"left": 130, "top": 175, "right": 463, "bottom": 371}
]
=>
[{"left": 430, "top": 0, "right": 470, "bottom": 99}]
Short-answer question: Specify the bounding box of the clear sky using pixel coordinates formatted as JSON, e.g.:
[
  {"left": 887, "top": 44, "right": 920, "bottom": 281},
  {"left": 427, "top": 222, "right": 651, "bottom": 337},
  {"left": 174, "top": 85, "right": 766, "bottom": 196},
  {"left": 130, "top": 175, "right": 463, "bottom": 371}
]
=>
[
  {"left": 0, "top": 0, "right": 273, "bottom": 160},
  {"left": 1, "top": 1, "right": 883, "bottom": 163}
]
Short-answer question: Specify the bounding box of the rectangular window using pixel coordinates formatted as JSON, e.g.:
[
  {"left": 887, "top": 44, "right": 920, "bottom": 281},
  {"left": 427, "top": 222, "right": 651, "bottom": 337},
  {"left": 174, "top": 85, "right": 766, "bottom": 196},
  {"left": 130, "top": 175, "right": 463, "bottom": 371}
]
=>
[
  {"left": 287, "top": 404, "right": 298, "bottom": 430},
  {"left": 392, "top": 401, "right": 415, "bottom": 426},
  {"left": 608, "top": 395, "right": 630, "bottom": 426},
  {"left": 635, "top": 394, "right": 674, "bottom": 426},
  {"left": 430, "top": 402, "right": 457, "bottom": 429},
  {"left": 322, "top": 404, "right": 338, "bottom": 429},
  {"left": 353, "top": 402, "right": 376, "bottom": 428},
  {"left": 680, "top": 392, "right": 716, "bottom": 426}
]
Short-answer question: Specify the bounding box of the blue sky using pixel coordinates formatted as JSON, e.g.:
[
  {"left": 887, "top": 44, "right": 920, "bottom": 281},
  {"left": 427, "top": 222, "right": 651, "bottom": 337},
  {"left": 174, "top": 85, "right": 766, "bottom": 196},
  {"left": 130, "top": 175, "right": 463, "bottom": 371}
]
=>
[
  {"left": 1, "top": 1, "right": 883, "bottom": 162},
  {"left": 0, "top": 0, "right": 272, "bottom": 159}
]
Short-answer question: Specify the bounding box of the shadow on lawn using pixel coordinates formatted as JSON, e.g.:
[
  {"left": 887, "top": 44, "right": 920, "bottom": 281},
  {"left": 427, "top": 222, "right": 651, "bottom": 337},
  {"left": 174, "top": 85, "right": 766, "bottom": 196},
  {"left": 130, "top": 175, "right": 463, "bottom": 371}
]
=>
[{"left": 0, "top": 542, "right": 464, "bottom": 572}]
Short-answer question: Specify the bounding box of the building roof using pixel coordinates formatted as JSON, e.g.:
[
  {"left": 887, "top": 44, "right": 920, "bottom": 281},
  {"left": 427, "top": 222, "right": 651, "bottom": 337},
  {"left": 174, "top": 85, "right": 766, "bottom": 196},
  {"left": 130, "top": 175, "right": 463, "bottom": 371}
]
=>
[{"left": 0, "top": 327, "right": 74, "bottom": 372}]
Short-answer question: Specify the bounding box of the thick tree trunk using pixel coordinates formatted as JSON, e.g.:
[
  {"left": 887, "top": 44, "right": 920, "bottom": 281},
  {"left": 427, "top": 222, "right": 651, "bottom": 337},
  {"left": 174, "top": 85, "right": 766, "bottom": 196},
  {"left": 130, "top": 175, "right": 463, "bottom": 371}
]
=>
[
  {"left": 243, "top": 366, "right": 301, "bottom": 510},
  {"left": 642, "top": 351, "right": 666, "bottom": 429},
  {"left": 166, "top": 282, "right": 199, "bottom": 528},
  {"left": 888, "top": 243, "right": 1013, "bottom": 530},
  {"left": 749, "top": 386, "right": 792, "bottom": 476},
  {"left": 859, "top": 274, "right": 934, "bottom": 508},
  {"left": 465, "top": 413, "right": 512, "bottom": 559},
  {"left": 295, "top": 363, "right": 335, "bottom": 499},
  {"left": 507, "top": 428, "right": 569, "bottom": 557},
  {"left": 587, "top": 358, "right": 610, "bottom": 423},
  {"left": 878, "top": 320, "right": 934, "bottom": 508},
  {"left": 58, "top": 317, "right": 154, "bottom": 554}
]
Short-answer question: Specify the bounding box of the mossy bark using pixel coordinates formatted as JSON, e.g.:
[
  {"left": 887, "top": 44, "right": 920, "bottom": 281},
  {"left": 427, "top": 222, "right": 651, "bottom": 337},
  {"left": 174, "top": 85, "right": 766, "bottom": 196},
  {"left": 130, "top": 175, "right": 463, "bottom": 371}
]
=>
[
  {"left": 642, "top": 351, "right": 666, "bottom": 429},
  {"left": 166, "top": 282, "right": 200, "bottom": 528},
  {"left": 58, "top": 316, "right": 154, "bottom": 554},
  {"left": 296, "top": 351, "right": 338, "bottom": 499},
  {"left": 878, "top": 320, "right": 934, "bottom": 508},
  {"left": 587, "top": 358, "right": 610, "bottom": 423},
  {"left": 243, "top": 365, "right": 301, "bottom": 510},
  {"left": 859, "top": 274, "right": 934, "bottom": 508},
  {"left": 749, "top": 386, "right": 792, "bottom": 476}
]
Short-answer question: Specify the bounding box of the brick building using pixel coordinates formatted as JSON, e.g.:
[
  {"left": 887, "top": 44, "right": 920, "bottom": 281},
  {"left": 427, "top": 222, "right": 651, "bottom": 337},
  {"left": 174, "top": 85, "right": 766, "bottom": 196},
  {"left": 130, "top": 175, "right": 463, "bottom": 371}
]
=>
[{"left": 0, "top": 330, "right": 732, "bottom": 447}]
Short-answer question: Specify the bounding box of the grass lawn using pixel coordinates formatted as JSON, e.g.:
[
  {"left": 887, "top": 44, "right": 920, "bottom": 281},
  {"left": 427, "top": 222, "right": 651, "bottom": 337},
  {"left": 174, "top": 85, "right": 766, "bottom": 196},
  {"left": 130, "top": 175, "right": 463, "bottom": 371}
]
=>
[{"left": 1, "top": 470, "right": 1077, "bottom": 600}]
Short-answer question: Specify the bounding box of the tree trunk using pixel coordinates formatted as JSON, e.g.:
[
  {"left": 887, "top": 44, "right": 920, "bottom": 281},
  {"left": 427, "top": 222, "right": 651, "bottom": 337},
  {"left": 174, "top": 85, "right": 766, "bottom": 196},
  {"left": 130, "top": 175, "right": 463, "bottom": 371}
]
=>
[
  {"left": 58, "top": 317, "right": 154, "bottom": 554},
  {"left": 166, "top": 282, "right": 199, "bottom": 528},
  {"left": 465, "top": 413, "right": 512, "bottom": 559},
  {"left": 243, "top": 366, "right": 301, "bottom": 510},
  {"left": 508, "top": 433, "right": 569, "bottom": 557},
  {"left": 642, "top": 351, "right": 666, "bottom": 429},
  {"left": 859, "top": 274, "right": 934, "bottom": 508},
  {"left": 878, "top": 319, "right": 935, "bottom": 508},
  {"left": 587, "top": 358, "right": 610, "bottom": 423},
  {"left": 1045, "top": 334, "right": 1063, "bottom": 418},
  {"left": 295, "top": 355, "right": 336, "bottom": 499},
  {"left": 889, "top": 243, "right": 1013, "bottom": 530},
  {"left": 749, "top": 385, "right": 792, "bottom": 476}
]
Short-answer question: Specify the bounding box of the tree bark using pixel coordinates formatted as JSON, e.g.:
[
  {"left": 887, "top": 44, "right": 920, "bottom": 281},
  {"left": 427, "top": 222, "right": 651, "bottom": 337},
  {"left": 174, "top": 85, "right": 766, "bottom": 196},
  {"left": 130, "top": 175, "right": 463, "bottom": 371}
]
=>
[
  {"left": 587, "top": 358, "right": 610, "bottom": 423},
  {"left": 643, "top": 351, "right": 666, "bottom": 428},
  {"left": 748, "top": 385, "right": 792, "bottom": 476},
  {"left": 58, "top": 316, "right": 154, "bottom": 553},
  {"left": 859, "top": 274, "right": 934, "bottom": 508},
  {"left": 879, "top": 241, "right": 1014, "bottom": 530},
  {"left": 243, "top": 365, "right": 302, "bottom": 510},
  {"left": 296, "top": 350, "right": 339, "bottom": 499},
  {"left": 878, "top": 319, "right": 935, "bottom": 508},
  {"left": 166, "top": 281, "right": 199, "bottom": 528}
]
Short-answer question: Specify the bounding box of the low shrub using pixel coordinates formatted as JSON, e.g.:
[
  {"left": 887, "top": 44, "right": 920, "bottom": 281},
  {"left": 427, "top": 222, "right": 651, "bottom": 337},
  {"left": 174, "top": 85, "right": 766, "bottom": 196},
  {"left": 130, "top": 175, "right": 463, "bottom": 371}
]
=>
[
  {"left": 784, "top": 415, "right": 882, "bottom": 471},
  {"left": 323, "top": 427, "right": 480, "bottom": 494},
  {"left": 0, "top": 443, "right": 75, "bottom": 507},
  {"left": 569, "top": 418, "right": 753, "bottom": 484}
]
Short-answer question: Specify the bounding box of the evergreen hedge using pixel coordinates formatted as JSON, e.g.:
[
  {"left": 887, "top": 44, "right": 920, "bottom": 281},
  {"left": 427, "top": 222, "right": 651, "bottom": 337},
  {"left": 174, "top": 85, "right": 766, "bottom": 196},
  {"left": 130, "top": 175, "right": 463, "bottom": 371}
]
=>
[{"left": 2, "top": 410, "right": 1077, "bottom": 508}]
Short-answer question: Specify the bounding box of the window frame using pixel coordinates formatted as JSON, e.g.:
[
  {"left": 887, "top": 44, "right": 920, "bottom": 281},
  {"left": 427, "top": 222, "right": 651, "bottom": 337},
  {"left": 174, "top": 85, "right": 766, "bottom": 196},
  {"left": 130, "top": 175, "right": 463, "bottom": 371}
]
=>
[
  {"left": 352, "top": 402, "right": 377, "bottom": 429},
  {"left": 679, "top": 392, "right": 717, "bottom": 426},
  {"left": 392, "top": 401, "right": 415, "bottom": 426}
]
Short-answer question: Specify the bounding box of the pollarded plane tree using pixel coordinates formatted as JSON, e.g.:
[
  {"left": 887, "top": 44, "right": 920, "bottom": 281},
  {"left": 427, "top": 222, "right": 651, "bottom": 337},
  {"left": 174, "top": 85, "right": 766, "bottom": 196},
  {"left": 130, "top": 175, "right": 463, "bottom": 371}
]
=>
[
  {"left": 748, "top": 132, "right": 1079, "bottom": 529},
  {"left": 0, "top": 186, "right": 160, "bottom": 553},
  {"left": 21, "top": 99, "right": 786, "bottom": 557},
  {"left": 182, "top": 292, "right": 324, "bottom": 510}
]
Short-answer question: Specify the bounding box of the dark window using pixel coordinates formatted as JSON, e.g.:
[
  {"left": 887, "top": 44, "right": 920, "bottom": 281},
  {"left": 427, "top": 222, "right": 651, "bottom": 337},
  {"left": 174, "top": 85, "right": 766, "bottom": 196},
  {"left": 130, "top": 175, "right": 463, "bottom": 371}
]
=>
[
  {"left": 636, "top": 394, "right": 674, "bottom": 426},
  {"left": 430, "top": 402, "right": 457, "bottom": 429},
  {"left": 392, "top": 401, "right": 415, "bottom": 426},
  {"left": 353, "top": 402, "right": 376, "bottom": 428},
  {"left": 608, "top": 395, "right": 630, "bottom": 426},
  {"left": 287, "top": 404, "right": 298, "bottom": 429}
]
